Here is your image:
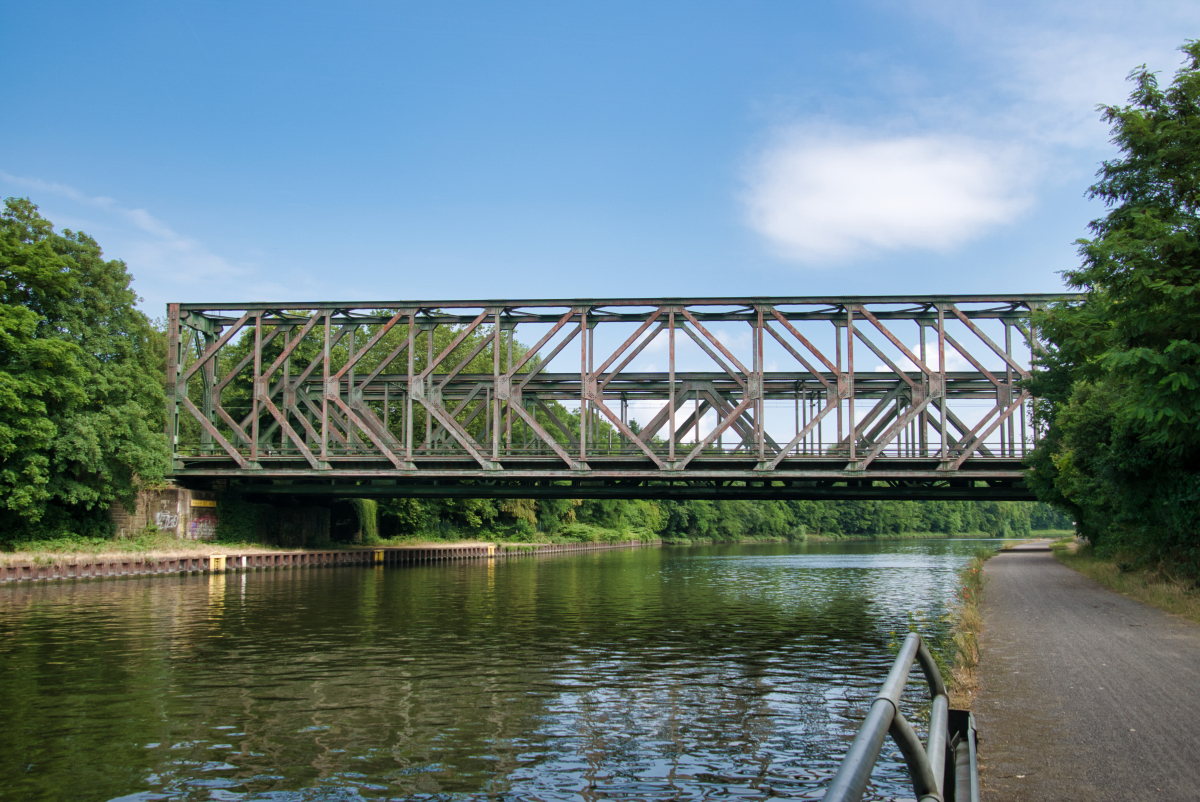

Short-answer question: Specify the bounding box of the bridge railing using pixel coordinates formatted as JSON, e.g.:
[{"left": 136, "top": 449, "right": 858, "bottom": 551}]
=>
[{"left": 823, "top": 632, "right": 979, "bottom": 802}]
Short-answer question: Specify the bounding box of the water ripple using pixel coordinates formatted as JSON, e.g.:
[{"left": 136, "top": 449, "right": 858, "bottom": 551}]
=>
[{"left": 0, "top": 539, "right": 1001, "bottom": 801}]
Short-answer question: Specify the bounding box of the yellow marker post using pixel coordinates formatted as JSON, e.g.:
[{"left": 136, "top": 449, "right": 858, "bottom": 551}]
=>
[
  {"left": 210, "top": 555, "right": 226, "bottom": 572},
  {"left": 374, "top": 549, "right": 384, "bottom": 564}
]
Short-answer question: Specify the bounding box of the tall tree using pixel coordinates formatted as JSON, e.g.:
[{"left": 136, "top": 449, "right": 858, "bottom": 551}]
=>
[
  {"left": 0, "top": 198, "right": 168, "bottom": 538},
  {"left": 1026, "top": 42, "right": 1200, "bottom": 568}
]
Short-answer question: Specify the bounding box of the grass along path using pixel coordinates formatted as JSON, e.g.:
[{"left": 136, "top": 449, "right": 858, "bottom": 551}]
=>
[
  {"left": 943, "top": 546, "right": 991, "bottom": 708},
  {"left": 934, "top": 539, "right": 1043, "bottom": 709},
  {"left": 1053, "top": 540, "right": 1200, "bottom": 626}
]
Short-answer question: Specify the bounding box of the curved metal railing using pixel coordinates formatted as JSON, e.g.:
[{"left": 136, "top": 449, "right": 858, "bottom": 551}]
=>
[{"left": 824, "top": 632, "right": 979, "bottom": 802}]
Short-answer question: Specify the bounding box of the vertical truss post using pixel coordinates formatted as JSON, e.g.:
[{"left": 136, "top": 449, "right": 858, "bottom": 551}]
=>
[
  {"left": 424, "top": 321, "right": 434, "bottom": 448},
  {"left": 406, "top": 311, "right": 415, "bottom": 460},
  {"left": 251, "top": 313, "right": 261, "bottom": 462},
  {"left": 345, "top": 319, "right": 352, "bottom": 398},
  {"left": 504, "top": 322, "right": 512, "bottom": 452},
  {"left": 179, "top": 331, "right": 192, "bottom": 454},
  {"left": 938, "top": 304, "right": 948, "bottom": 462},
  {"left": 750, "top": 312, "right": 757, "bottom": 459},
  {"left": 492, "top": 310, "right": 501, "bottom": 462},
  {"left": 1005, "top": 321, "right": 1015, "bottom": 457},
  {"left": 1020, "top": 317, "right": 1029, "bottom": 452},
  {"left": 668, "top": 309, "right": 676, "bottom": 463},
  {"left": 281, "top": 326, "right": 291, "bottom": 453},
  {"left": 847, "top": 306, "right": 856, "bottom": 462},
  {"left": 756, "top": 306, "right": 765, "bottom": 463},
  {"left": 919, "top": 322, "right": 928, "bottom": 457},
  {"left": 835, "top": 319, "right": 844, "bottom": 446},
  {"left": 346, "top": 324, "right": 356, "bottom": 447},
  {"left": 588, "top": 314, "right": 596, "bottom": 453},
  {"left": 506, "top": 320, "right": 514, "bottom": 454},
  {"left": 321, "top": 313, "right": 330, "bottom": 460},
  {"left": 165, "top": 303, "right": 181, "bottom": 460},
  {"left": 580, "top": 306, "right": 589, "bottom": 463}
]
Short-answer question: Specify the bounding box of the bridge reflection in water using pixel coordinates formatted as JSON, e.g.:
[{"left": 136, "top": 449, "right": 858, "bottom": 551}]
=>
[
  {"left": 0, "top": 540, "right": 987, "bottom": 800},
  {"left": 165, "top": 295, "right": 1075, "bottom": 500}
]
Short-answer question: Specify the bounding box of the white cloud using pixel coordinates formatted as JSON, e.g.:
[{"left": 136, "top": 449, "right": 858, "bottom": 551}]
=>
[
  {"left": 743, "top": 0, "right": 1200, "bottom": 264},
  {"left": 0, "top": 170, "right": 241, "bottom": 289},
  {"left": 946, "top": 4, "right": 1200, "bottom": 152},
  {"left": 745, "top": 131, "right": 1030, "bottom": 262}
]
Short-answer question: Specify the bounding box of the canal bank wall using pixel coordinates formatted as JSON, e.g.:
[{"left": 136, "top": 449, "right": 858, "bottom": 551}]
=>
[
  {"left": 110, "top": 484, "right": 338, "bottom": 545},
  {"left": 0, "top": 539, "right": 657, "bottom": 584},
  {"left": 110, "top": 484, "right": 222, "bottom": 540}
]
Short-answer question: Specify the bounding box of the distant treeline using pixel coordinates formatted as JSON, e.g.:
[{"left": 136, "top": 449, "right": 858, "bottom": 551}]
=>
[
  {"left": 372, "top": 497, "right": 1069, "bottom": 543},
  {"left": 225, "top": 495, "right": 1071, "bottom": 548}
]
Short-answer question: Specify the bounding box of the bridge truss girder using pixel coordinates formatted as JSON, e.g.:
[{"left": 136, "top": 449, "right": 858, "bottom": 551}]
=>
[{"left": 165, "top": 294, "right": 1076, "bottom": 500}]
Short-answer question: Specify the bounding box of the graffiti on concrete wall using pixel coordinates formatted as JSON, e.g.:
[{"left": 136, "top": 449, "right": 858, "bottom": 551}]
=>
[
  {"left": 189, "top": 514, "right": 218, "bottom": 541},
  {"left": 154, "top": 511, "right": 180, "bottom": 530}
]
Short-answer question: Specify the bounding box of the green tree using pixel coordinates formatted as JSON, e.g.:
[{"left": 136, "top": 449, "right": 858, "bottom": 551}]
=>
[
  {"left": 1026, "top": 43, "right": 1200, "bottom": 569},
  {"left": 0, "top": 198, "right": 168, "bottom": 538}
]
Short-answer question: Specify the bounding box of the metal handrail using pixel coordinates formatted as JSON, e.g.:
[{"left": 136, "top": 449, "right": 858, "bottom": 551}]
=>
[{"left": 823, "top": 632, "right": 979, "bottom": 802}]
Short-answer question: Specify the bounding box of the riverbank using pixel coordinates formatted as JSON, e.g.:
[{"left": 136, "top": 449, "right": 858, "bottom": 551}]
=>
[
  {"left": 806, "top": 529, "right": 1071, "bottom": 544},
  {"left": 942, "top": 545, "right": 990, "bottom": 708},
  {"left": 667, "top": 529, "right": 1071, "bottom": 546},
  {"left": 1053, "top": 541, "right": 1200, "bottom": 625},
  {"left": 1, "top": 528, "right": 1071, "bottom": 568},
  {"left": 0, "top": 525, "right": 658, "bottom": 568},
  {"left": 0, "top": 539, "right": 657, "bottom": 583}
]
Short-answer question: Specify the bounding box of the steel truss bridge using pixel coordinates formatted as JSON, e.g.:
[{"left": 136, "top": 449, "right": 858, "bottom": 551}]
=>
[{"left": 165, "top": 295, "right": 1076, "bottom": 501}]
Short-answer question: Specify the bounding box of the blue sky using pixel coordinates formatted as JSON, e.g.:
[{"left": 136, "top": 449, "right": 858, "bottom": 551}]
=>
[{"left": 1, "top": 1, "right": 1196, "bottom": 314}]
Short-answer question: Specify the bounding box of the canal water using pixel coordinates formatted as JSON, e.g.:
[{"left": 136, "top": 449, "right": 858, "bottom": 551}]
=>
[{"left": 0, "top": 539, "right": 1005, "bottom": 801}]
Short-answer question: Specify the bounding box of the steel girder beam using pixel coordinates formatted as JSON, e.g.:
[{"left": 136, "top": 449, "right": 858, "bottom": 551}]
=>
[{"left": 212, "top": 476, "right": 1036, "bottom": 502}]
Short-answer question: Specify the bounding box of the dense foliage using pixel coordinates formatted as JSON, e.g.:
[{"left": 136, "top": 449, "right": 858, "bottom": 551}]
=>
[
  {"left": 366, "top": 496, "right": 1067, "bottom": 544},
  {"left": 1027, "top": 43, "right": 1200, "bottom": 570},
  {"left": 213, "top": 490, "right": 1068, "bottom": 547},
  {"left": 0, "top": 199, "right": 168, "bottom": 539}
]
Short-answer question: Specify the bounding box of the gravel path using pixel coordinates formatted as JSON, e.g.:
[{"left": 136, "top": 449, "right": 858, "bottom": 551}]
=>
[{"left": 974, "top": 541, "right": 1200, "bottom": 801}]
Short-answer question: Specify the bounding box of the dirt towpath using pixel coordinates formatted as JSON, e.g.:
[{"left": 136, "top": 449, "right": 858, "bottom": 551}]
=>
[{"left": 974, "top": 541, "right": 1200, "bottom": 800}]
